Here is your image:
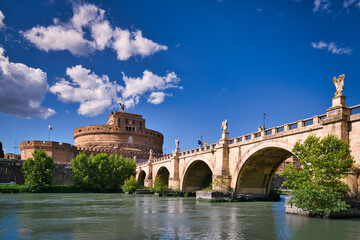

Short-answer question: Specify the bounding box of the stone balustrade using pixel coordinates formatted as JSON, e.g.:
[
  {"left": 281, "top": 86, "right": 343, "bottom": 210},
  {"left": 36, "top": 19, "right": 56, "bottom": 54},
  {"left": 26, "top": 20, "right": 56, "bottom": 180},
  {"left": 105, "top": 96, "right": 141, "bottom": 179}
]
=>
[{"left": 139, "top": 112, "right": 340, "bottom": 165}]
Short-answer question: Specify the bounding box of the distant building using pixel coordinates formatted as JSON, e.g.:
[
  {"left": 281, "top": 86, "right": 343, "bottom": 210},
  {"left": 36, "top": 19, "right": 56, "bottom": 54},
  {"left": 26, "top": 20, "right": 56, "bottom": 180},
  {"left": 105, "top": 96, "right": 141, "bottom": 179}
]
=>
[
  {"left": 74, "top": 110, "right": 163, "bottom": 154},
  {"left": 20, "top": 110, "right": 163, "bottom": 163},
  {"left": 4, "top": 153, "right": 21, "bottom": 160},
  {"left": 276, "top": 155, "right": 301, "bottom": 174}
]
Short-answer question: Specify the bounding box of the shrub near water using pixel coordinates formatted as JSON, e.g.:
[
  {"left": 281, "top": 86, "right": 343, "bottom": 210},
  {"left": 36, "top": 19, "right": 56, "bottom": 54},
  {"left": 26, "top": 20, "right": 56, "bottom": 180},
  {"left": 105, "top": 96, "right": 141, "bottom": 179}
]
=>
[
  {"left": 280, "top": 135, "right": 355, "bottom": 215},
  {"left": 22, "top": 149, "right": 55, "bottom": 193},
  {"left": 71, "top": 153, "right": 136, "bottom": 192},
  {"left": 151, "top": 175, "right": 167, "bottom": 194},
  {"left": 122, "top": 176, "right": 138, "bottom": 193}
]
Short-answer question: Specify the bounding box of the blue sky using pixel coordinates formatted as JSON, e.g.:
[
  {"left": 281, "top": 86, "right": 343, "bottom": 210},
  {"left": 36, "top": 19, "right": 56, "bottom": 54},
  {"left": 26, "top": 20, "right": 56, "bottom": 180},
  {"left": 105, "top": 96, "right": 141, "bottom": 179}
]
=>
[{"left": 0, "top": 0, "right": 360, "bottom": 155}]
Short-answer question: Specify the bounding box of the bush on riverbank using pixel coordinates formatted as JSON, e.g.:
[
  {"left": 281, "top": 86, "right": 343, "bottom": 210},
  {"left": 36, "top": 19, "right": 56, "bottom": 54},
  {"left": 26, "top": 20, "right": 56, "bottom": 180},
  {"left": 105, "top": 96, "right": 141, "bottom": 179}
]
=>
[
  {"left": 122, "top": 176, "right": 138, "bottom": 193},
  {"left": 71, "top": 153, "right": 136, "bottom": 192},
  {"left": 151, "top": 175, "right": 167, "bottom": 194},
  {"left": 280, "top": 135, "right": 355, "bottom": 216},
  {"left": 22, "top": 149, "right": 55, "bottom": 193}
]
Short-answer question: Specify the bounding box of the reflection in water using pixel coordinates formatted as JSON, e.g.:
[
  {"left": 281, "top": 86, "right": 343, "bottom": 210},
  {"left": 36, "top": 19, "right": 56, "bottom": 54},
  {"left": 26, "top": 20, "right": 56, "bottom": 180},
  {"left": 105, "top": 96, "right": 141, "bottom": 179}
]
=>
[{"left": 0, "top": 195, "right": 360, "bottom": 239}]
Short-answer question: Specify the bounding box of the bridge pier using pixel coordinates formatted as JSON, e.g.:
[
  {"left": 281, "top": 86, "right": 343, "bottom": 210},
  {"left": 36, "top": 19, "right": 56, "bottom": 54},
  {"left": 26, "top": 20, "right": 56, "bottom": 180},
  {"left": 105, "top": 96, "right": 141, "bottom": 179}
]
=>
[
  {"left": 169, "top": 147, "right": 180, "bottom": 190},
  {"left": 144, "top": 156, "right": 153, "bottom": 188},
  {"left": 212, "top": 131, "right": 232, "bottom": 191}
]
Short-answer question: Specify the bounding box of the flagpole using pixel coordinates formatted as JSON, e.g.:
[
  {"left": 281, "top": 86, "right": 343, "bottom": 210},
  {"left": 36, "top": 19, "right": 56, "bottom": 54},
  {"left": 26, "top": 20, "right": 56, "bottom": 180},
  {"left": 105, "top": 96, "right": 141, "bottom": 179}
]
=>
[{"left": 48, "top": 127, "right": 50, "bottom": 141}]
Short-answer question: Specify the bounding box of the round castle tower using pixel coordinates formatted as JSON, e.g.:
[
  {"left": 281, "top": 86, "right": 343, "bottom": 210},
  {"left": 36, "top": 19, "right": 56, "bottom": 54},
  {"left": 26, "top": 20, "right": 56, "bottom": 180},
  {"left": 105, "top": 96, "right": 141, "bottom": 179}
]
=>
[{"left": 73, "top": 110, "right": 163, "bottom": 154}]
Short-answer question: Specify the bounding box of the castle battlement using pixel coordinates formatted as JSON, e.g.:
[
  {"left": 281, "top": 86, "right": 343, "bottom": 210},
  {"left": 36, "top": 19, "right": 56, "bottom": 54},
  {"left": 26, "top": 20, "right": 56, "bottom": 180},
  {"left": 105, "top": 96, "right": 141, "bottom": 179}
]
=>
[
  {"left": 20, "top": 110, "right": 164, "bottom": 163},
  {"left": 20, "top": 141, "right": 77, "bottom": 150}
]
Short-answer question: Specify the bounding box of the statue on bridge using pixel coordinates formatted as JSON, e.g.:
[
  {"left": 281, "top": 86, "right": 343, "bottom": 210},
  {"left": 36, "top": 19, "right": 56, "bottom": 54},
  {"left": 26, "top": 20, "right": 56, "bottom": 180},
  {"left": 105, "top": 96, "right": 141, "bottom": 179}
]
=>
[
  {"left": 175, "top": 139, "right": 180, "bottom": 148},
  {"left": 333, "top": 74, "right": 345, "bottom": 97},
  {"left": 149, "top": 149, "right": 153, "bottom": 159},
  {"left": 221, "top": 119, "right": 228, "bottom": 133}
]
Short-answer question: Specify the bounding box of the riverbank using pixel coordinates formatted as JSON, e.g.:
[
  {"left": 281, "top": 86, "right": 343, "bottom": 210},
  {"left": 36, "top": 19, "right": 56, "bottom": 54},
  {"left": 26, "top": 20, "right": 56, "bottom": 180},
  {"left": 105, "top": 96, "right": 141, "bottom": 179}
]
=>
[{"left": 0, "top": 185, "right": 87, "bottom": 193}]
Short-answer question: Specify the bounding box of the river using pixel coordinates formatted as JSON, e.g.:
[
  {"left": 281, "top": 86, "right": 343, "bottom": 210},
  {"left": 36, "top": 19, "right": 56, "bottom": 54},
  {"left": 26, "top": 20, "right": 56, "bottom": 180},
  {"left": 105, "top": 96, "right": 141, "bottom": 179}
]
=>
[{"left": 0, "top": 194, "right": 359, "bottom": 239}]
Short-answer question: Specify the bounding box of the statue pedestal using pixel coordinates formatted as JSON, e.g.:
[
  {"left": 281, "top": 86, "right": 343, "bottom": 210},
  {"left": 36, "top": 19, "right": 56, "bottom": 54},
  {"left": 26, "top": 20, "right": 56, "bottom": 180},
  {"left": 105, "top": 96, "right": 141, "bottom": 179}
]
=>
[
  {"left": 221, "top": 132, "right": 229, "bottom": 140},
  {"left": 332, "top": 95, "right": 346, "bottom": 107}
]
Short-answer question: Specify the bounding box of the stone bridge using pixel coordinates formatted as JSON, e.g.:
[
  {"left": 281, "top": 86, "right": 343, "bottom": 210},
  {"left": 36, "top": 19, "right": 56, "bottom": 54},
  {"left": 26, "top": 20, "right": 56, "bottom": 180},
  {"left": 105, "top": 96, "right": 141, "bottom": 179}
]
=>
[{"left": 136, "top": 93, "right": 360, "bottom": 196}]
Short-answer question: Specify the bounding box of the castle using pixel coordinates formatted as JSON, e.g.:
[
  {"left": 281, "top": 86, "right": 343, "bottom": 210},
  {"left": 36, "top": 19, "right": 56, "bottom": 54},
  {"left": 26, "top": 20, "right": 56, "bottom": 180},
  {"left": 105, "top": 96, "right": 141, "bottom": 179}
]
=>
[{"left": 20, "top": 110, "right": 164, "bottom": 163}]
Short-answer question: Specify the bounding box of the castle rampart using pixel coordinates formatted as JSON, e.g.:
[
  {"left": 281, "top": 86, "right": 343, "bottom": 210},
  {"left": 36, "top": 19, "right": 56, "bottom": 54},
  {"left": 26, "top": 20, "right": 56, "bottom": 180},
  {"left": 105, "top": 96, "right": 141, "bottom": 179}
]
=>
[{"left": 21, "top": 141, "right": 78, "bottom": 163}]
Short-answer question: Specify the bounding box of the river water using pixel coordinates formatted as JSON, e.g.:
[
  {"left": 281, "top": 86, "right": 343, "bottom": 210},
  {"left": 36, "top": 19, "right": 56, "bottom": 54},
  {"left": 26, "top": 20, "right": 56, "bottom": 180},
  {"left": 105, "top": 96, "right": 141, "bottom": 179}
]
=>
[{"left": 0, "top": 194, "right": 359, "bottom": 240}]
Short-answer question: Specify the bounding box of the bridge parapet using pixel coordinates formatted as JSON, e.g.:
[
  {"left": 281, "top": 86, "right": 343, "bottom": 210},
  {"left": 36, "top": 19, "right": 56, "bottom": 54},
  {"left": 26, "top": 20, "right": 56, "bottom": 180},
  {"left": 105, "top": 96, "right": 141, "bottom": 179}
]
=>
[
  {"left": 350, "top": 104, "right": 360, "bottom": 115},
  {"left": 139, "top": 113, "right": 331, "bottom": 166},
  {"left": 227, "top": 114, "right": 326, "bottom": 146}
]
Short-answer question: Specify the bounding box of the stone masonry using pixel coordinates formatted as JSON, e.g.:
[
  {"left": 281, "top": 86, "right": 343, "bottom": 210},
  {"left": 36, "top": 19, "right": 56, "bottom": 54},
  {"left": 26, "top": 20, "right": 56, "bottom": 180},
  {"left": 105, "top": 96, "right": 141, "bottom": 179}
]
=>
[{"left": 137, "top": 78, "right": 360, "bottom": 196}]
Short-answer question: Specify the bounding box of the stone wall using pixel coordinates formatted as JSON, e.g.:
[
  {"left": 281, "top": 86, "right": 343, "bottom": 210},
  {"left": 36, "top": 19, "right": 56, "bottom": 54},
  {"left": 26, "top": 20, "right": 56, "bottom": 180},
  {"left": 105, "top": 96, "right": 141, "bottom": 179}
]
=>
[
  {"left": 0, "top": 159, "right": 73, "bottom": 185},
  {"left": 21, "top": 141, "right": 77, "bottom": 163}
]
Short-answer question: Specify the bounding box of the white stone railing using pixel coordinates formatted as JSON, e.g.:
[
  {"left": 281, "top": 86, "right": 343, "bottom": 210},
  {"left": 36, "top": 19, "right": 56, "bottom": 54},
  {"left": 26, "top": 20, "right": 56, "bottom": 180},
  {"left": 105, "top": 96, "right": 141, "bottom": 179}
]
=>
[
  {"left": 142, "top": 103, "right": 360, "bottom": 165},
  {"left": 153, "top": 154, "right": 172, "bottom": 162},
  {"left": 228, "top": 114, "right": 326, "bottom": 145}
]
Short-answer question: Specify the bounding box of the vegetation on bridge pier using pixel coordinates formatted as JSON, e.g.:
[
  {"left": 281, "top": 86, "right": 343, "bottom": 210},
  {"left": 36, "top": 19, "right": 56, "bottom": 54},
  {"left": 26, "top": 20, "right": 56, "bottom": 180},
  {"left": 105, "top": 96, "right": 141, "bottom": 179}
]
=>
[{"left": 280, "top": 135, "right": 355, "bottom": 216}]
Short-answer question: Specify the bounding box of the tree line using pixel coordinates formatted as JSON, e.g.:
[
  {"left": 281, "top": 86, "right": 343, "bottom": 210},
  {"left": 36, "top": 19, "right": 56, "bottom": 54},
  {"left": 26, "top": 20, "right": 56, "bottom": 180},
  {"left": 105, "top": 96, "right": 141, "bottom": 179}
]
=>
[
  {"left": 21, "top": 135, "right": 356, "bottom": 216},
  {"left": 22, "top": 150, "right": 137, "bottom": 193}
]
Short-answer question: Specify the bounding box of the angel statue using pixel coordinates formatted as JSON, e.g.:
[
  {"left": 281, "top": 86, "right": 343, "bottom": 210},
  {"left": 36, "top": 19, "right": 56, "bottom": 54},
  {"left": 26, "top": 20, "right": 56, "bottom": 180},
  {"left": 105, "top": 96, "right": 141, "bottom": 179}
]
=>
[
  {"left": 221, "top": 119, "right": 228, "bottom": 132},
  {"left": 333, "top": 74, "right": 345, "bottom": 97},
  {"left": 149, "top": 149, "right": 153, "bottom": 159},
  {"left": 175, "top": 139, "right": 180, "bottom": 148},
  {"left": 119, "top": 102, "right": 125, "bottom": 112}
]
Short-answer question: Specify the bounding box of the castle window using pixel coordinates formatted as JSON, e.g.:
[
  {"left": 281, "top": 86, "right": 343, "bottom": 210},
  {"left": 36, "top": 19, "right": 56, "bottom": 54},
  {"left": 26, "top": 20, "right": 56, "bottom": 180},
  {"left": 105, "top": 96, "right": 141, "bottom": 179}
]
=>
[
  {"left": 118, "top": 119, "right": 120, "bottom": 127},
  {"left": 126, "top": 119, "right": 128, "bottom": 124},
  {"left": 133, "top": 120, "right": 135, "bottom": 124}
]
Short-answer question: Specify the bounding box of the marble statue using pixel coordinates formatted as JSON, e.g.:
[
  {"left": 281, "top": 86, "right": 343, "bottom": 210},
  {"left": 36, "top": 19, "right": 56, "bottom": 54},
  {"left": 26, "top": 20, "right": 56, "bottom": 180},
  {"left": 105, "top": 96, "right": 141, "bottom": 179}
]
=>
[
  {"left": 149, "top": 149, "right": 153, "bottom": 159},
  {"left": 333, "top": 74, "right": 345, "bottom": 97},
  {"left": 221, "top": 119, "right": 228, "bottom": 132},
  {"left": 175, "top": 139, "right": 180, "bottom": 148}
]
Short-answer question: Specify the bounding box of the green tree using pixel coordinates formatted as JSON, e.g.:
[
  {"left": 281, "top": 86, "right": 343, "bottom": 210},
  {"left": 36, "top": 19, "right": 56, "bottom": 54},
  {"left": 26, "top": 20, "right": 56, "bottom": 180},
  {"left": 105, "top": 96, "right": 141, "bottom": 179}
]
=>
[
  {"left": 71, "top": 152, "right": 136, "bottom": 192},
  {"left": 22, "top": 148, "right": 55, "bottom": 192},
  {"left": 280, "top": 135, "right": 355, "bottom": 215},
  {"left": 122, "top": 176, "right": 138, "bottom": 193},
  {"left": 151, "top": 175, "right": 167, "bottom": 194}
]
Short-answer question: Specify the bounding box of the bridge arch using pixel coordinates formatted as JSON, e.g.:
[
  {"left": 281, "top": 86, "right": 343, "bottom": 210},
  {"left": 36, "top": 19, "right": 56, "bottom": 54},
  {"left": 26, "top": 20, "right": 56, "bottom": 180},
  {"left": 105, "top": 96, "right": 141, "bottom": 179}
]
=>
[
  {"left": 181, "top": 159, "right": 213, "bottom": 191},
  {"left": 233, "top": 141, "right": 295, "bottom": 195},
  {"left": 137, "top": 170, "right": 146, "bottom": 186},
  {"left": 155, "top": 166, "right": 170, "bottom": 187}
]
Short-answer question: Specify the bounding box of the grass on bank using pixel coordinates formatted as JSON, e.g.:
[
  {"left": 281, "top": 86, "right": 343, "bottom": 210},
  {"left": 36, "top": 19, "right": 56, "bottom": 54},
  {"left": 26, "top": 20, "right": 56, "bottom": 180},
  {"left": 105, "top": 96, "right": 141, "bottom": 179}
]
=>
[{"left": 0, "top": 185, "right": 86, "bottom": 193}]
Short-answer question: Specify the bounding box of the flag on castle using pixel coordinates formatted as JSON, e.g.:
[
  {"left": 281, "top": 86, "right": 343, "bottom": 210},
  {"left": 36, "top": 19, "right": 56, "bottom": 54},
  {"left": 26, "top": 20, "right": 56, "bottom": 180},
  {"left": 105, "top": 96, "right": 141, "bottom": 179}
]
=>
[{"left": 49, "top": 125, "right": 53, "bottom": 130}]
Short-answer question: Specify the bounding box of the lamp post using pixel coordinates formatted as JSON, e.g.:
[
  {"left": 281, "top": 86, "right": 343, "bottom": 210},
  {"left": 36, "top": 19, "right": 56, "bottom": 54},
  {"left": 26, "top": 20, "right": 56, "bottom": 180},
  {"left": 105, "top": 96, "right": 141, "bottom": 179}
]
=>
[{"left": 263, "top": 113, "right": 266, "bottom": 130}]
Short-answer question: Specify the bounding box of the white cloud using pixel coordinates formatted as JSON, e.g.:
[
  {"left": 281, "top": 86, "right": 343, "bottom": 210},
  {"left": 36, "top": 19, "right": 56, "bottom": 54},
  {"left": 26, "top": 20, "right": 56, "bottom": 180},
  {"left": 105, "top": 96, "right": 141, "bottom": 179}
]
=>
[
  {"left": 50, "top": 65, "right": 121, "bottom": 116},
  {"left": 121, "top": 70, "right": 180, "bottom": 107},
  {"left": 50, "top": 66, "right": 181, "bottom": 116},
  {"left": 313, "top": 0, "right": 331, "bottom": 12},
  {"left": 23, "top": 25, "right": 94, "bottom": 56},
  {"left": 23, "top": 3, "right": 167, "bottom": 60},
  {"left": 112, "top": 29, "right": 167, "bottom": 61},
  {"left": 311, "top": 41, "right": 352, "bottom": 55},
  {"left": 0, "top": 47, "right": 55, "bottom": 118},
  {"left": 147, "top": 92, "right": 171, "bottom": 104},
  {"left": 343, "top": 0, "right": 360, "bottom": 8},
  {"left": 0, "top": 10, "right": 5, "bottom": 29}
]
